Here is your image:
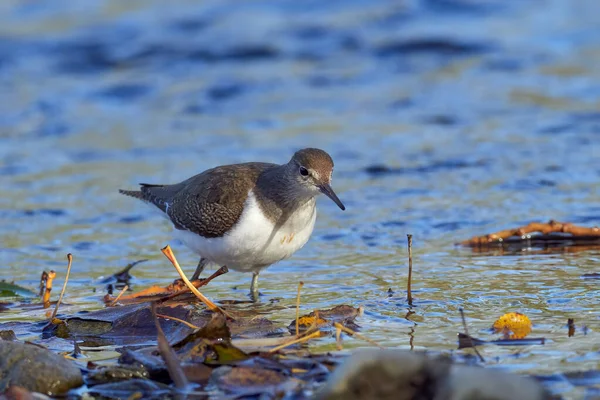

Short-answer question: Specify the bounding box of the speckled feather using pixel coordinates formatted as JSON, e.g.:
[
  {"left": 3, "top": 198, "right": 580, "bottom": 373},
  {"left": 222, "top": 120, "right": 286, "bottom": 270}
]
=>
[
  {"left": 119, "top": 148, "right": 336, "bottom": 240},
  {"left": 120, "top": 162, "right": 274, "bottom": 238}
]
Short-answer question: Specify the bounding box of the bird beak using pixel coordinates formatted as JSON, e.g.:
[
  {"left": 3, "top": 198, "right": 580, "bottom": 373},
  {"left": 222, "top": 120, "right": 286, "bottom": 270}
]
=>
[{"left": 319, "top": 183, "right": 345, "bottom": 210}]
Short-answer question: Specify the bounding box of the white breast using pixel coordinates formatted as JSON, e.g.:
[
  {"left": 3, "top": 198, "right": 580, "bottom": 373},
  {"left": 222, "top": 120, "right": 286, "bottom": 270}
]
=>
[{"left": 173, "top": 190, "right": 317, "bottom": 273}]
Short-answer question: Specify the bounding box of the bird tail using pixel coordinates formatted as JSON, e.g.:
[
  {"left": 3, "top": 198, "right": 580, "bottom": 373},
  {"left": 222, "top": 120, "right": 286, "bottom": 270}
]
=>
[{"left": 118, "top": 189, "right": 145, "bottom": 201}]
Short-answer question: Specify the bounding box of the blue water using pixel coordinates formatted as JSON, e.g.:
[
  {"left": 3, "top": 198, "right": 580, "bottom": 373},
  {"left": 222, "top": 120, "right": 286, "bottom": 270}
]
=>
[{"left": 1, "top": 1, "right": 599, "bottom": 397}]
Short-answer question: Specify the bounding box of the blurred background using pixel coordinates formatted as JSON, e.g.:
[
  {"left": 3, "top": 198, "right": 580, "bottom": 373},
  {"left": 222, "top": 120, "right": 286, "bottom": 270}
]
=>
[{"left": 0, "top": 0, "right": 599, "bottom": 392}]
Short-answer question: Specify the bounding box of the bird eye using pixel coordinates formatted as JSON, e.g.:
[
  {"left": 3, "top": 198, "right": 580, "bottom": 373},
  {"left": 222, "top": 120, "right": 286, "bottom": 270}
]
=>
[{"left": 299, "top": 166, "right": 309, "bottom": 176}]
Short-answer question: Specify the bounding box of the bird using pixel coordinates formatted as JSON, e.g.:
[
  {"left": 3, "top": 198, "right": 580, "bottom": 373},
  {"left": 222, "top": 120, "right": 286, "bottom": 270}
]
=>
[{"left": 119, "top": 148, "right": 345, "bottom": 298}]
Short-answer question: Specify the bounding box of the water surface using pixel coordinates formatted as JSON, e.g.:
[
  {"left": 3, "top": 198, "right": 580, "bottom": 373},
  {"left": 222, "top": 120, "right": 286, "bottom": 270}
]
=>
[{"left": 1, "top": 0, "right": 599, "bottom": 397}]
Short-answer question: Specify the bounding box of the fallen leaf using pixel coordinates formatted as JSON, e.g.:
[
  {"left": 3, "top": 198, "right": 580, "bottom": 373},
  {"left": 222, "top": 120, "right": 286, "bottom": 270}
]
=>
[
  {"left": 174, "top": 313, "right": 249, "bottom": 364},
  {"left": 53, "top": 302, "right": 210, "bottom": 345},
  {"left": 288, "top": 305, "right": 362, "bottom": 333},
  {"left": 492, "top": 312, "right": 532, "bottom": 339}
]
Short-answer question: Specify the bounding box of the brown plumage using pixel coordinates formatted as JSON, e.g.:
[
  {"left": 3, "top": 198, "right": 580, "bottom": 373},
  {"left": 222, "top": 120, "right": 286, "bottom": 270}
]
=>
[
  {"left": 119, "top": 148, "right": 342, "bottom": 239},
  {"left": 119, "top": 162, "right": 274, "bottom": 238}
]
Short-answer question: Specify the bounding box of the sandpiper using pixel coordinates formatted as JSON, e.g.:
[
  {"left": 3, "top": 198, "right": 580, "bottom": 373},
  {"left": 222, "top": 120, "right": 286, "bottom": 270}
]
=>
[{"left": 119, "top": 148, "right": 345, "bottom": 297}]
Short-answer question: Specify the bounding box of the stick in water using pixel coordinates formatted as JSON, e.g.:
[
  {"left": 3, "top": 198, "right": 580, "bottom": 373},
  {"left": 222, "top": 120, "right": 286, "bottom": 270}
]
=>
[
  {"left": 334, "top": 322, "right": 385, "bottom": 349},
  {"left": 110, "top": 285, "right": 129, "bottom": 307},
  {"left": 161, "top": 245, "right": 232, "bottom": 319},
  {"left": 407, "top": 234, "right": 413, "bottom": 306},
  {"left": 51, "top": 254, "right": 73, "bottom": 320},
  {"left": 459, "top": 308, "right": 485, "bottom": 363},
  {"left": 295, "top": 281, "right": 304, "bottom": 337},
  {"left": 268, "top": 330, "right": 322, "bottom": 353}
]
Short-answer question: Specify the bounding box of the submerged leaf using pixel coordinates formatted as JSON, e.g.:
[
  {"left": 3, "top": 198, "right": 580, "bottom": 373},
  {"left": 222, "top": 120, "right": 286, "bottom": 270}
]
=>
[
  {"left": 86, "top": 365, "right": 149, "bottom": 386},
  {"left": 85, "top": 378, "right": 173, "bottom": 400},
  {"left": 211, "top": 364, "right": 297, "bottom": 396},
  {"left": 57, "top": 302, "right": 209, "bottom": 345}
]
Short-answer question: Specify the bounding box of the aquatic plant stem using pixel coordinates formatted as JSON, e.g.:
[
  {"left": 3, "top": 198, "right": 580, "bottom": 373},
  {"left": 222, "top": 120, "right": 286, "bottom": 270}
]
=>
[
  {"left": 334, "top": 322, "right": 385, "bottom": 349},
  {"left": 268, "top": 330, "right": 322, "bottom": 353},
  {"left": 161, "top": 245, "right": 232, "bottom": 319},
  {"left": 335, "top": 325, "right": 343, "bottom": 350},
  {"left": 407, "top": 234, "right": 413, "bottom": 306},
  {"left": 156, "top": 313, "right": 200, "bottom": 330},
  {"left": 50, "top": 253, "right": 73, "bottom": 320},
  {"left": 459, "top": 308, "right": 485, "bottom": 362},
  {"left": 109, "top": 284, "right": 129, "bottom": 306},
  {"left": 295, "top": 281, "right": 304, "bottom": 337}
]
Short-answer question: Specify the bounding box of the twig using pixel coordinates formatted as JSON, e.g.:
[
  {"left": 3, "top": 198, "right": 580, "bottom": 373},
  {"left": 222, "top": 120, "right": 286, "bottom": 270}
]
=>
[
  {"left": 151, "top": 302, "right": 188, "bottom": 390},
  {"left": 335, "top": 325, "right": 343, "bottom": 350},
  {"left": 51, "top": 254, "right": 73, "bottom": 320},
  {"left": 158, "top": 265, "right": 229, "bottom": 304},
  {"left": 43, "top": 270, "right": 56, "bottom": 307},
  {"left": 334, "top": 322, "right": 385, "bottom": 349},
  {"left": 157, "top": 313, "right": 200, "bottom": 330},
  {"left": 161, "top": 245, "right": 232, "bottom": 319},
  {"left": 405, "top": 309, "right": 416, "bottom": 351},
  {"left": 407, "top": 234, "right": 413, "bottom": 306},
  {"left": 295, "top": 281, "right": 304, "bottom": 337},
  {"left": 268, "top": 330, "right": 322, "bottom": 353},
  {"left": 109, "top": 285, "right": 129, "bottom": 307},
  {"left": 459, "top": 308, "right": 485, "bottom": 362}
]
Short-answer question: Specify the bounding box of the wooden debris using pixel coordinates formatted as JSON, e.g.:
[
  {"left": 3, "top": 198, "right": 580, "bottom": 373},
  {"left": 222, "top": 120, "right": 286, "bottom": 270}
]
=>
[{"left": 461, "top": 220, "right": 600, "bottom": 246}]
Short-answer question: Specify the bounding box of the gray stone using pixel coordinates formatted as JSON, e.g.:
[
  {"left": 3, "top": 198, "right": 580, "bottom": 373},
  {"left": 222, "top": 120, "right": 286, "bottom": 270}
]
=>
[
  {"left": 0, "top": 341, "right": 83, "bottom": 396},
  {"left": 316, "top": 349, "right": 549, "bottom": 400}
]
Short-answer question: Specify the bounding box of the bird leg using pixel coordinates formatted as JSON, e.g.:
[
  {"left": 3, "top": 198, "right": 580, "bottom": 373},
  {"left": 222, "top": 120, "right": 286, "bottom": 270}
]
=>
[
  {"left": 190, "top": 258, "right": 207, "bottom": 281},
  {"left": 250, "top": 271, "right": 260, "bottom": 301}
]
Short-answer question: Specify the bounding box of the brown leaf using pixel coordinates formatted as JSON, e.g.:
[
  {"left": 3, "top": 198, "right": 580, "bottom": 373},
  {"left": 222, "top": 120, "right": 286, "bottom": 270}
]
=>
[
  {"left": 56, "top": 302, "right": 211, "bottom": 346},
  {"left": 174, "top": 313, "right": 249, "bottom": 364},
  {"left": 211, "top": 363, "right": 297, "bottom": 396},
  {"left": 288, "top": 305, "right": 362, "bottom": 332}
]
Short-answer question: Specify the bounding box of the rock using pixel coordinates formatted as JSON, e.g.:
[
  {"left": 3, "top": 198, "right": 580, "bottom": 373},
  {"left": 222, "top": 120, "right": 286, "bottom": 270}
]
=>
[
  {"left": 316, "top": 349, "right": 549, "bottom": 400},
  {"left": 445, "top": 364, "right": 548, "bottom": 400},
  {"left": 0, "top": 341, "right": 83, "bottom": 396},
  {"left": 0, "top": 331, "right": 16, "bottom": 341}
]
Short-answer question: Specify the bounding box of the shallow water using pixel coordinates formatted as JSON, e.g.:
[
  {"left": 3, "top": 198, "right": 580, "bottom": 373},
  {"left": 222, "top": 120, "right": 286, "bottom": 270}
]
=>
[{"left": 1, "top": 0, "right": 599, "bottom": 397}]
